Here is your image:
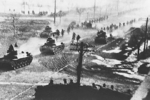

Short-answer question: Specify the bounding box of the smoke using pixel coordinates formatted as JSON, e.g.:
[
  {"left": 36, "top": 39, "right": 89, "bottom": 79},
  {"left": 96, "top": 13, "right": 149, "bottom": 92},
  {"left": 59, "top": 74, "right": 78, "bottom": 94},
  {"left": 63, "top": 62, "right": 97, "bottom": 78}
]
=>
[
  {"left": 111, "top": 27, "right": 130, "bottom": 38},
  {"left": 131, "top": 20, "right": 146, "bottom": 28},
  {"left": 18, "top": 37, "right": 46, "bottom": 56},
  {"left": 111, "top": 20, "right": 145, "bottom": 38},
  {"left": 17, "top": 37, "right": 63, "bottom": 56}
]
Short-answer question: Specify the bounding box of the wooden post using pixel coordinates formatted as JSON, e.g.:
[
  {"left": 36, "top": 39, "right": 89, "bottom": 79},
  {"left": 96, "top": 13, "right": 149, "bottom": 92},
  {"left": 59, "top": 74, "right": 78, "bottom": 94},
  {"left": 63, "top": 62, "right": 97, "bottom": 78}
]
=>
[
  {"left": 54, "top": 0, "right": 56, "bottom": 24},
  {"left": 76, "top": 42, "right": 84, "bottom": 86},
  {"left": 143, "top": 18, "right": 148, "bottom": 56},
  {"left": 93, "top": 0, "right": 96, "bottom": 20},
  {"left": 87, "top": 12, "right": 89, "bottom": 20},
  {"left": 146, "top": 18, "right": 149, "bottom": 50},
  {"left": 116, "top": 0, "right": 119, "bottom": 15},
  {"left": 70, "top": 42, "right": 94, "bottom": 87}
]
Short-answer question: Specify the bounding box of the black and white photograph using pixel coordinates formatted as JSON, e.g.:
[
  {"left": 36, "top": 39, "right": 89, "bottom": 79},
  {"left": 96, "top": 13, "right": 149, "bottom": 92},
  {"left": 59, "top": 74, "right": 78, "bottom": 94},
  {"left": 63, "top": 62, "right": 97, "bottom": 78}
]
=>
[{"left": 0, "top": 0, "right": 150, "bottom": 100}]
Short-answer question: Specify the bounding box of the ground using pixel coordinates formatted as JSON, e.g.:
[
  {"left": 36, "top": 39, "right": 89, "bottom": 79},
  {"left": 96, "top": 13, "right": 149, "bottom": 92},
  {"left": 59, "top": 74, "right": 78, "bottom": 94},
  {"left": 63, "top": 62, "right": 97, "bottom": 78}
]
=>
[{"left": 0, "top": 7, "right": 149, "bottom": 100}]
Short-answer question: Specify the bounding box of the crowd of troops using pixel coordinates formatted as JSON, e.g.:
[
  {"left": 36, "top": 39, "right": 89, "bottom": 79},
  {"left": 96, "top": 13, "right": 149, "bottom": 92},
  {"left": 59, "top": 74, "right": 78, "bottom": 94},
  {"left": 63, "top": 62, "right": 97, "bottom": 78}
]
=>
[
  {"left": 42, "top": 26, "right": 65, "bottom": 38},
  {"left": 100, "top": 19, "right": 136, "bottom": 32},
  {"left": 42, "top": 25, "right": 81, "bottom": 45},
  {"left": 80, "top": 16, "right": 109, "bottom": 28},
  {"left": 71, "top": 32, "right": 81, "bottom": 44},
  {"left": 89, "top": 15, "right": 109, "bottom": 23}
]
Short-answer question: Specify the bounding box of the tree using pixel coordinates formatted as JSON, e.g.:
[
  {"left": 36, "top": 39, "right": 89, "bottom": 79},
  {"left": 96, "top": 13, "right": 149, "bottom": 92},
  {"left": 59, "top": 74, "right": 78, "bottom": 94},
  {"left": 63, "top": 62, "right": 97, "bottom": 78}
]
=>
[
  {"left": 54, "top": 0, "right": 57, "bottom": 24},
  {"left": 58, "top": 10, "right": 63, "bottom": 23},
  {"left": 21, "top": 1, "right": 27, "bottom": 14},
  {"left": 76, "top": 7, "right": 84, "bottom": 23},
  {"left": 5, "top": 14, "right": 20, "bottom": 36},
  {"left": 93, "top": 0, "right": 96, "bottom": 19},
  {"left": 1, "top": 0, "right": 7, "bottom": 12},
  {"left": 37, "top": 4, "right": 42, "bottom": 13},
  {"left": 32, "top": 10, "right": 35, "bottom": 15}
]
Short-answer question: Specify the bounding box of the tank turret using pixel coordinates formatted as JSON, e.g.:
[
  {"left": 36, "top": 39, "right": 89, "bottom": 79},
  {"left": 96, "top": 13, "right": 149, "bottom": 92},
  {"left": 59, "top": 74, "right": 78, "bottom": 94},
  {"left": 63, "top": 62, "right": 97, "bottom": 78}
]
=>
[
  {"left": 40, "top": 37, "right": 65, "bottom": 54},
  {"left": 0, "top": 45, "right": 33, "bottom": 71},
  {"left": 40, "top": 26, "right": 52, "bottom": 38},
  {"left": 95, "top": 30, "right": 107, "bottom": 44}
]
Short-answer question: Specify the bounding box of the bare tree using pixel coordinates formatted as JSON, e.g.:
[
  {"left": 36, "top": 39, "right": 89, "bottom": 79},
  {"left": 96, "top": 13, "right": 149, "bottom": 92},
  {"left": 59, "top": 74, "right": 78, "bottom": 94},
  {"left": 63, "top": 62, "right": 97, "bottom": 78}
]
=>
[
  {"left": 21, "top": 1, "right": 28, "bottom": 14},
  {"left": 37, "top": 4, "right": 42, "bottom": 13},
  {"left": 5, "top": 14, "right": 20, "bottom": 36},
  {"left": 93, "top": 0, "right": 96, "bottom": 19},
  {"left": 58, "top": 10, "right": 63, "bottom": 23},
  {"left": 76, "top": 7, "right": 84, "bottom": 23},
  {"left": 1, "top": 0, "right": 7, "bottom": 12}
]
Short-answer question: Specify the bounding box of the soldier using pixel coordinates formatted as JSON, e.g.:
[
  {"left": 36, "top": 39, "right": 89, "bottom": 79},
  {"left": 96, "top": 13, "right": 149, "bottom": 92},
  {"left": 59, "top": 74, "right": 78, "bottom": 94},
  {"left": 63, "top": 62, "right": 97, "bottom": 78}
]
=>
[
  {"left": 76, "top": 35, "right": 81, "bottom": 43},
  {"left": 119, "top": 23, "right": 121, "bottom": 27},
  {"left": 123, "top": 22, "right": 125, "bottom": 26},
  {"left": 14, "top": 42, "right": 18, "bottom": 47},
  {"left": 61, "top": 29, "right": 65, "bottom": 37},
  {"left": 67, "top": 26, "right": 70, "bottom": 34},
  {"left": 7, "top": 44, "right": 14, "bottom": 53},
  {"left": 61, "top": 42, "right": 65, "bottom": 48},
  {"left": 69, "top": 79, "right": 74, "bottom": 85},
  {"left": 63, "top": 78, "right": 67, "bottom": 85},
  {"left": 56, "top": 29, "right": 60, "bottom": 36},
  {"left": 71, "top": 25, "right": 74, "bottom": 30},
  {"left": 45, "top": 26, "right": 52, "bottom": 33},
  {"left": 110, "top": 33, "right": 113, "bottom": 38},
  {"left": 111, "top": 85, "right": 114, "bottom": 90},
  {"left": 72, "top": 32, "right": 76, "bottom": 43},
  {"left": 49, "top": 79, "right": 54, "bottom": 85}
]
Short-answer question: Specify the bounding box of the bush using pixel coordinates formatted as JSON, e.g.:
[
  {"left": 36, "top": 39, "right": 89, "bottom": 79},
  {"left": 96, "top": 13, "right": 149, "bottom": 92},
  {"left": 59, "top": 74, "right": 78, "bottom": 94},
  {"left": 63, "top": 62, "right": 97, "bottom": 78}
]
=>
[{"left": 18, "top": 25, "right": 32, "bottom": 32}]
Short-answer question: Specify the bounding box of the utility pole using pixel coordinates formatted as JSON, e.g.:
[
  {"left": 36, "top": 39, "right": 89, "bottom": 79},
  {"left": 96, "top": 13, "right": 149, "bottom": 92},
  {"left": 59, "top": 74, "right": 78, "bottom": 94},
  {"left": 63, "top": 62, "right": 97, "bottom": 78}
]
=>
[
  {"left": 54, "top": 0, "right": 56, "bottom": 24},
  {"left": 87, "top": 12, "right": 89, "bottom": 20},
  {"left": 70, "top": 42, "right": 94, "bottom": 86},
  {"left": 77, "top": 42, "right": 84, "bottom": 86},
  {"left": 99, "top": 7, "right": 101, "bottom": 17},
  {"left": 143, "top": 18, "right": 148, "bottom": 55},
  {"left": 93, "top": 0, "right": 96, "bottom": 20},
  {"left": 145, "top": 18, "right": 149, "bottom": 51},
  {"left": 116, "top": 0, "right": 119, "bottom": 15}
]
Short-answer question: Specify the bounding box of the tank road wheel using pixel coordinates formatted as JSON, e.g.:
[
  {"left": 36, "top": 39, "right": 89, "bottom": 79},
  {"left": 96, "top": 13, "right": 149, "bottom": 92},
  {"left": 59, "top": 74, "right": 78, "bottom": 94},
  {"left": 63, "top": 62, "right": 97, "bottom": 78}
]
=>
[
  {"left": 27, "top": 61, "right": 30, "bottom": 65},
  {"left": 25, "top": 62, "right": 28, "bottom": 66},
  {"left": 12, "top": 64, "right": 16, "bottom": 70},
  {"left": 23, "top": 62, "right": 26, "bottom": 66},
  {"left": 17, "top": 65, "right": 20, "bottom": 69},
  {"left": 17, "top": 64, "right": 21, "bottom": 69},
  {"left": 21, "top": 63, "right": 25, "bottom": 67},
  {"left": 20, "top": 64, "right": 24, "bottom": 68},
  {"left": 19, "top": 64, "right": 22, "bottom": 68},
  {"left": 21, "top": 62, "right": 24, "bottom": 67}
]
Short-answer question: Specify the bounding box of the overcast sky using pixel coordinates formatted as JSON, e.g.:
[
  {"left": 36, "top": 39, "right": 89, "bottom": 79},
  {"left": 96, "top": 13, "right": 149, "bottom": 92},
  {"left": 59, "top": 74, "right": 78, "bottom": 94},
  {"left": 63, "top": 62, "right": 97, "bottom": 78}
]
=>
[
  {"left": 0, "top": 0, "right": 148, "bottom": 13},
  {"left": 0, "top": 0, "right": 114, "bottom": 7}
]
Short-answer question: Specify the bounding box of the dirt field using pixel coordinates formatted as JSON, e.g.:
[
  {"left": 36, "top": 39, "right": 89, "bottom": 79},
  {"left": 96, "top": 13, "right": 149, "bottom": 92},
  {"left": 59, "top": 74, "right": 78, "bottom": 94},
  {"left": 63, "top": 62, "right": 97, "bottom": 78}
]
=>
[{"left": 0, "top": 7, "right": 149, "bottom": 100}]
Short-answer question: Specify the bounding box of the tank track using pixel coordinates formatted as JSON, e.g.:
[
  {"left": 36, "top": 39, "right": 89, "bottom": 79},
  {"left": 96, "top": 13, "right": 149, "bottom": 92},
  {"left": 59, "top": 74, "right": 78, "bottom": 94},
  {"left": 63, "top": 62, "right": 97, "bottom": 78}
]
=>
[
  {"left": 0, "top": 56, "right": 33, "bottom": 71},
  {"left": 53, "top": 44, "right": 65, "bottom": 54}
]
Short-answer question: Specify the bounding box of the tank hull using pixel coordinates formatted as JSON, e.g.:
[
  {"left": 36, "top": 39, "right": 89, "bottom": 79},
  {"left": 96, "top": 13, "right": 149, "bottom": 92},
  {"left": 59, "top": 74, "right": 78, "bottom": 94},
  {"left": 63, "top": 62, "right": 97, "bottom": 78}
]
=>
[
  {"left": 40, "top": 44, "right": 65, "bottom": 55},
  {"left": 40, "top": 32, "right": 50, "bottom": 38},
  {"left": 0, "top": 56, "right": 33, "bottom": 71},
  {"left": 95, "top": 37, "right": 107, "bottom": 44}
]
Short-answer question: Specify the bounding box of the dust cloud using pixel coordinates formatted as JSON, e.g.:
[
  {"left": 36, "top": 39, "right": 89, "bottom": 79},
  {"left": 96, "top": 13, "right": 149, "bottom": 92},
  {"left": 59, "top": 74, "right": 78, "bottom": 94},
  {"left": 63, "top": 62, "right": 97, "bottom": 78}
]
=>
[{"left": 18, "top": 37, "right": 46, "bottom": 56}]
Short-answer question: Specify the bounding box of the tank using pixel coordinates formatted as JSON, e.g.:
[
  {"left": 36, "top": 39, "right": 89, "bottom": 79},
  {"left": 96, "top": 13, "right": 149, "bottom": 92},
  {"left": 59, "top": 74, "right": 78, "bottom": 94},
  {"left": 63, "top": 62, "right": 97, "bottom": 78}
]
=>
[
  {"left": 0, "top": 45, "right": 33, "bottom": 71},
  {"left": 95, "top": 30, "right": 107, "bottom": 44},
  {"left": 40, "top": 37, "right": 65, "bottom": 54},
  {"left": 40, "top": 26, "right": 52, "bottom": 38}
]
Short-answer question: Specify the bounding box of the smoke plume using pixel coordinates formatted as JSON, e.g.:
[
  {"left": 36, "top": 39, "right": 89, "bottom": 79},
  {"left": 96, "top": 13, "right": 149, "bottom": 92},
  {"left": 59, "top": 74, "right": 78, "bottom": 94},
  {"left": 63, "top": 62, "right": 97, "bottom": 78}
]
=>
[{"left": 18, "top": 37, "right": 46, "bottom": 56}]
